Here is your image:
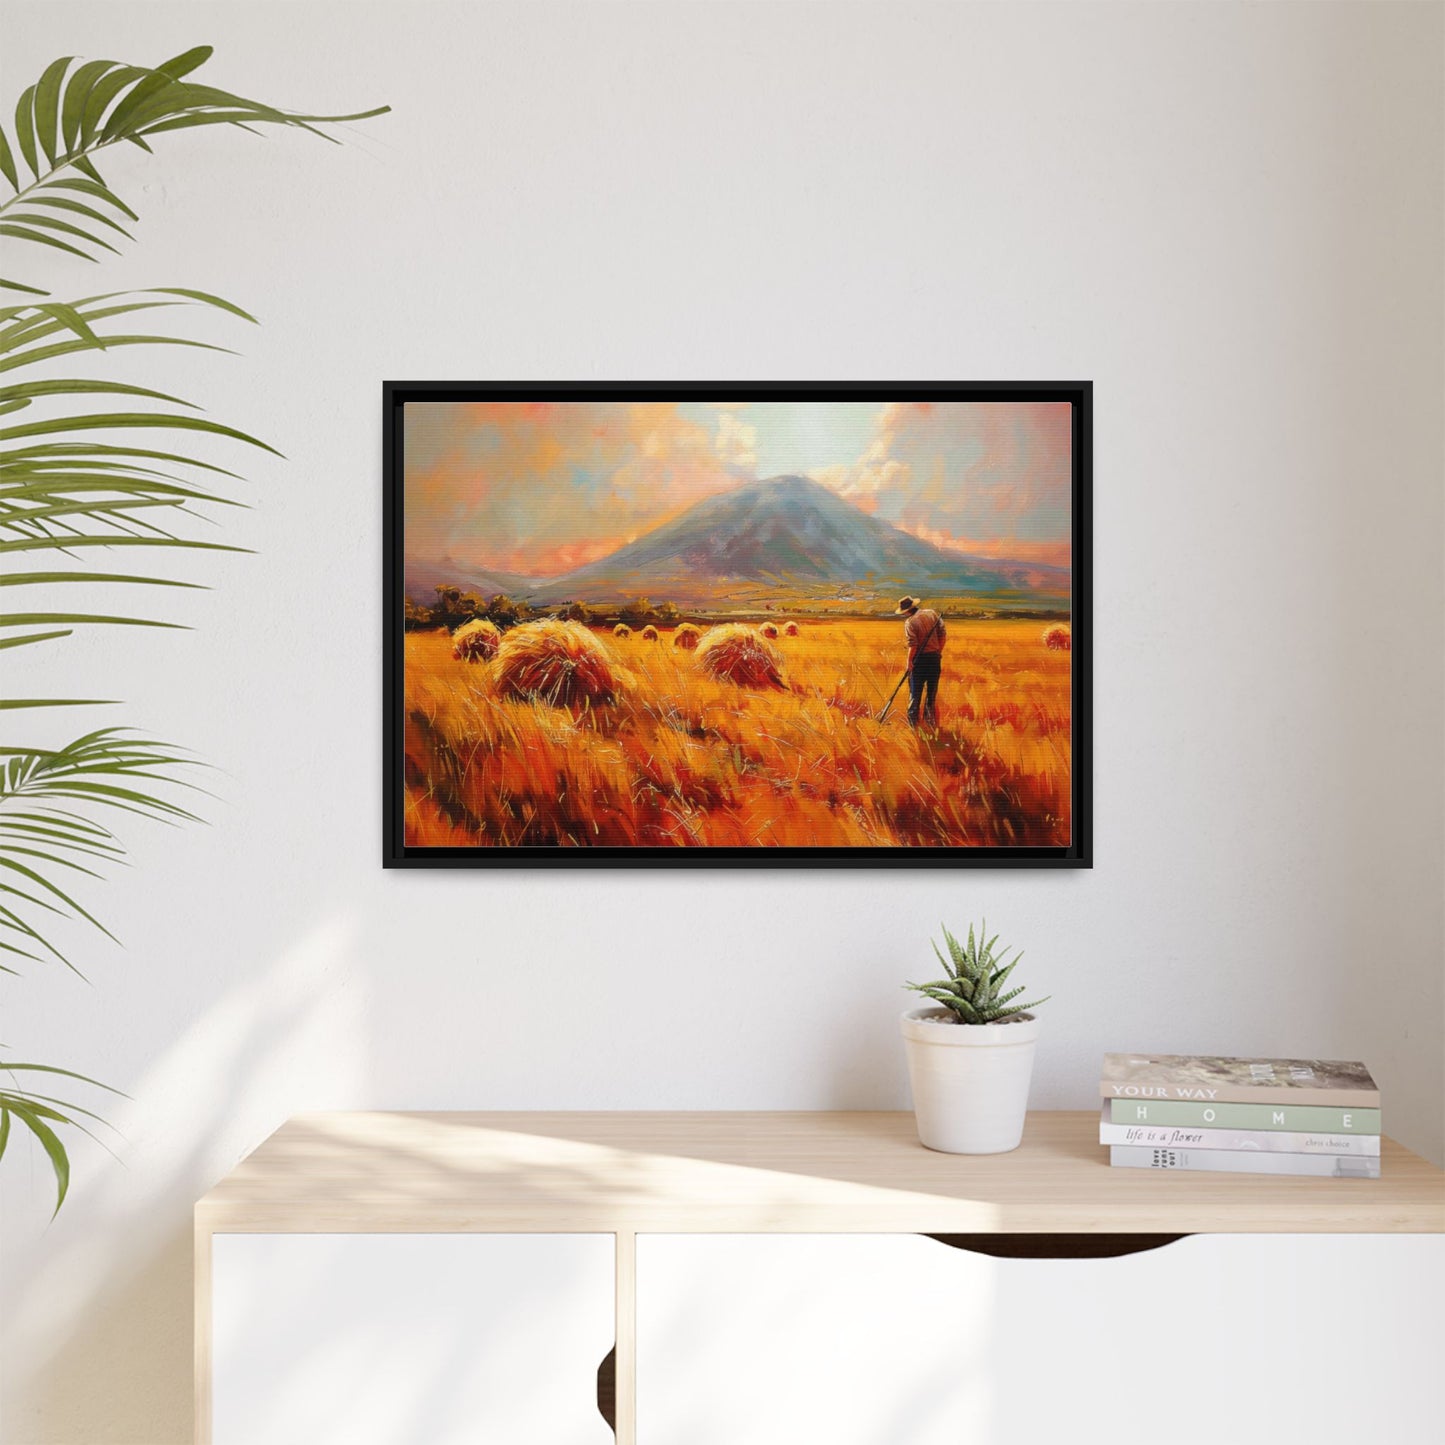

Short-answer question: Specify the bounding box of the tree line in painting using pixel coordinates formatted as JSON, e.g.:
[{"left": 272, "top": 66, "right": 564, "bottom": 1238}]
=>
[{"left": 409, "top": 584, "right": 733, "bottom": 633}]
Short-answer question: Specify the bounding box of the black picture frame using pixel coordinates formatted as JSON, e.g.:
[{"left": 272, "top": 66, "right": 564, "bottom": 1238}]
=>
[{"left": 384, "top": 381, "right": 1092, "bottom": 868}]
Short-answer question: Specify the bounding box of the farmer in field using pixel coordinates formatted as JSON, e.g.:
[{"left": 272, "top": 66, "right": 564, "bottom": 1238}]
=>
[{"left": 898, "top": 595, "right": 946, "bottom": 728}]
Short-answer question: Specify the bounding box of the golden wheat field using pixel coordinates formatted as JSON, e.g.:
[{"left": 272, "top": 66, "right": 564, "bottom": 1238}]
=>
[{"left": 403, "top": 618, "right": 1071, "bottom": 849}]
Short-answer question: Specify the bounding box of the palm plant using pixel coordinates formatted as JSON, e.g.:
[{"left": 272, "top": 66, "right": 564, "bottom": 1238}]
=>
[
  {"left": 0, "top": 46, "right": 386, "bottom": 1210},
  {"left": 906, "top": 922, "right": 1049, "bottom": 1024}
]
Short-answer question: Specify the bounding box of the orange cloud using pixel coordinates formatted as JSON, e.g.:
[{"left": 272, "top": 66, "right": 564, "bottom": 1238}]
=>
[
  {"left": 405, "top": 402, "right": 746, "bottom": 578},
  {"left": 811, "top": 401, "right": 1072, "bottom": 568},
  {"left": 907, "top": 525, "right": 1072, "bottom": 569}
]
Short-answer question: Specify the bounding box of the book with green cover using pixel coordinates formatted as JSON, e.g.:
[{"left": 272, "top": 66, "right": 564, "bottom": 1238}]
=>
[
  {"left": 1108, "top": 1098, "right": 1380, "bottom": 1133},
  {"left": 1097, "top": 1104, "right": 1381, "bottom": 1155}
]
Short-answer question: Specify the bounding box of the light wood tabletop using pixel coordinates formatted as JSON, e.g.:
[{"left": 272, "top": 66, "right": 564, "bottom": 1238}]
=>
[{"left": 195, "top": 1110, "right": 1444, "bottom": 1235}]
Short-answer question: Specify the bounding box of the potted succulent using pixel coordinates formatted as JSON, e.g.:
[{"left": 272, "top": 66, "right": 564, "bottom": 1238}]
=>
[{"left": 901, "top": 923, "right": 1049, "bottom": 1154}]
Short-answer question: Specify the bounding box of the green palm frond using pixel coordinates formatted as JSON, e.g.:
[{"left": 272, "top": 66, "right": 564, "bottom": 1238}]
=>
[
  {"left": 0, "top": 1061, "right": 126, "bottom": 1213},
  {"left": 0, "top": 44, "right": 386, "bottom": 1211},
  {"left": 0, "top": 289, "right": 277, "bottom": 708},
  {"left": 0, "top": 729, "right": 201, "bottom": 975},
  {"left": 0, "top": 47, "right": 388, "bottom": 295}
]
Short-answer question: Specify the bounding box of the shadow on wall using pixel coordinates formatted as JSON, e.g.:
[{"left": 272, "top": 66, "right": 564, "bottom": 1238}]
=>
[
  {"left": 5, "top": 915, "right": 366, "bottom": 1445},
  {"left": 11, "top": 1228, "right": 193, "bottom": 1445},
  {"left": 823, "top": 974, "right": 914, "bottom": 1110}
]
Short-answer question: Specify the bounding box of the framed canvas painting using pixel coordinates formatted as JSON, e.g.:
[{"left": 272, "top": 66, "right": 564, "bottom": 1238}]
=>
[{"left": 383, "top": 382, "right": 1091, "bottom": 867}]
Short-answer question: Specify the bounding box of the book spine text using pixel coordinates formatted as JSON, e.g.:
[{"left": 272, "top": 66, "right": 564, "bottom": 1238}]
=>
[
  {"left": 1108, "top": 1099, "right": 1380, "bottom": 1133},
  {"left": 1099, "top": 1121, "right": 1380, "bottom": 1155},
  {"left": 1110, "top": 1146, "right": 1380, "bottom": 1179}
]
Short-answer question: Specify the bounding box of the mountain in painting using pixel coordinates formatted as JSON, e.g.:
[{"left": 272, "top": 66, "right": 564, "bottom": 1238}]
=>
[
  {"left": 404, "top": 556, "right": 536, "bottom": 606},
  {"left": 532, "top": 475, "right": 1067, "bottom": 603}
]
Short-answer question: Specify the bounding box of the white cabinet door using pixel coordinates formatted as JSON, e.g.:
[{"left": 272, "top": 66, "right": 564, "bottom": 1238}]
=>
[
  {"left": 636, "top": 1233, "right": 1445, "bottom": 1445},
  {"left": 212, "top": 1233, "right": 614, "bottom": 1445}
]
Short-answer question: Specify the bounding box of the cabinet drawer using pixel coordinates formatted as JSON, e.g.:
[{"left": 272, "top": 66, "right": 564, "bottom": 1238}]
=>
[
  {"left": 636, "top": 1232, "right": 1444, "bottom": 1445},
  {"left": 212, "top": 1232, "right": 614, "bottom": 1445}
]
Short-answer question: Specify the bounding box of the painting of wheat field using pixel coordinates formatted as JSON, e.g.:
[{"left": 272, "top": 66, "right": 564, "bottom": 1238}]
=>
[{"left": 386, "top": 386, "right": 1089, "bottom": 865}]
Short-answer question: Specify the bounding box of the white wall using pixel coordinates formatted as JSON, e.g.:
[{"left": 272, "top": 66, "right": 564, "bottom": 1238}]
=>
[{"left": 3, "top": 2, "right": 1441, "bottom": 1441}]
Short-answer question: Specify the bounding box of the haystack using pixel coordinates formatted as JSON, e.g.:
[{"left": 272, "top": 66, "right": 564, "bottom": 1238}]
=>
[
  {"left": 494, "top": 620, "right": 629, "bottom": 706},
  {"left": 783, "top": 621, "right": 799, "bottom": 637},
  {"left": 695, "top": 624, "right": 786, "bottom": 689},
  {"left": 641, "top": 624, "right": 659, "bottom": 641},
  {"left": 452, "top": 617, "right": 500, "bottom": 662},
  {"left": 672, "top": 623, "right": 701, "bottom": 650},
  {"left": 1042, "top": 623, "right": 1072, "bottom": 652},
  {"left": 613, "top": 623, "right": 632, "bottom": 638},
  {"left": 759, "top": 621, "right": 780, "bottom": 640}
]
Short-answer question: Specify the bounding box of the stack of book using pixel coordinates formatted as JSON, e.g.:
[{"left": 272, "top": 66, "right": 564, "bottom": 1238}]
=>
[{"left": 1099, "top": 1053, "right": 1381, "bottom": 1178}]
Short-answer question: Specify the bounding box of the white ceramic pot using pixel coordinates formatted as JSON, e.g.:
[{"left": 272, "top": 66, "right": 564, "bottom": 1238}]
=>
[{"left": 900, "top": 1006, "right": 1041, "bottom": 1154}]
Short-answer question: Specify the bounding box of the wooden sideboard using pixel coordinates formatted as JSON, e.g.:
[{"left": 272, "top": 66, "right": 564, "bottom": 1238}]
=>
[{"left": 195, "top": 1111, "right": 1445, "bottom": 1444}]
